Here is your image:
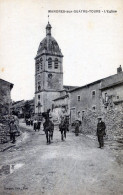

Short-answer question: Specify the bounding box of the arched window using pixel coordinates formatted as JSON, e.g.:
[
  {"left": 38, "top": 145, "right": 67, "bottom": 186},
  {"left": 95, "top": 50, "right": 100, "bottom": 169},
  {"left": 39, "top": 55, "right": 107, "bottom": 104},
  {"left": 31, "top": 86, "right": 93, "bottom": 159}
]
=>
[
  {"left": 38, "top": 75, "right": 41, "bottom": 80},
  {"left": 48, "top": 58, "right": 52, "bottom": 69},
  {"left": 36, "top": 59, "right": 39, "bottom": 71},
  {"left": 54, "top": 58, "right": 58, "bottom": 69},
  {"left": 36, "top": 64, "right": 39, "bottom": 71},
  {"left": 38, "top": 85, "right": 41, "bottom": 91},
  {"left": 38, "top": 81, "right": 41, "bottom": 91},
  {"left": 36, "top": 59, "right": 39, "bottom": 64},
  {"left": 40, "top": 58, "right": 43, "bottom": 69}
]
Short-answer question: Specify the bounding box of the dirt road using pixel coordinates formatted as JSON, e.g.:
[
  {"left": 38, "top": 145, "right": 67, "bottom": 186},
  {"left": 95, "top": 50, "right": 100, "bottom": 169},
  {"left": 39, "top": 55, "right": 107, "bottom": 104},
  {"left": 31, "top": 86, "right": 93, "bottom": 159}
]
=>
[{"left": 0, "top": 124, "right": 123, "bottom": 195}]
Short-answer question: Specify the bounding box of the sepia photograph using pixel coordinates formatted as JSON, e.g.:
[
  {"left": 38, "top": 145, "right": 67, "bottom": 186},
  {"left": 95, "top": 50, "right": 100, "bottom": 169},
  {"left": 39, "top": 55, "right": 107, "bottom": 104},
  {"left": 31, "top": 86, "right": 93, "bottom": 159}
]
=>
[{"left": 0, "top": 0, "right": 123, "bottom": 194}]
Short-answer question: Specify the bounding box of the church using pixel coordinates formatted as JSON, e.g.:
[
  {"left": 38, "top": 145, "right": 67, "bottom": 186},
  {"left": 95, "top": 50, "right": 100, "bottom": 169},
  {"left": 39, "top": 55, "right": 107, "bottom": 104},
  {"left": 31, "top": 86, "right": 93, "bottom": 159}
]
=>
[
  {"left": 34, "top": 22, "right": 76, "bottom": 114},
  {"left": 34, "top": 21, "right": 123, "bottom": 140}
]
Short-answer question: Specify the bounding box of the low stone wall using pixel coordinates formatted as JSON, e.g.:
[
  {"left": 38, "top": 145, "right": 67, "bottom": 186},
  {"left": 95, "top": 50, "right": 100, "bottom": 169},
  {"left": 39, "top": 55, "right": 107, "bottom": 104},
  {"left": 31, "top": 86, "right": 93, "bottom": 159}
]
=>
[
  {"left": 103, "top": 107, "right": 123, "bottom": 140},
  {"left": 80, "top": 107, "right": 123, "bottom": 140},
  {"left": 0, "top": 123, "right": 9, "bottom": 144},
  {"left": 80, "top": 110, "right": 98, "bottom": 135}
]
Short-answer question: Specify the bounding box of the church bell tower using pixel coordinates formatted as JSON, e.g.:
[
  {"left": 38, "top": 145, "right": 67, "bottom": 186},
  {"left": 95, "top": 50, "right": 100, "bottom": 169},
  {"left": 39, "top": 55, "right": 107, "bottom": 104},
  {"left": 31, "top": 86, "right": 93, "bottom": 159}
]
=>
[{"left": 34, "top": 22, "right": 63, "bottom": 113}]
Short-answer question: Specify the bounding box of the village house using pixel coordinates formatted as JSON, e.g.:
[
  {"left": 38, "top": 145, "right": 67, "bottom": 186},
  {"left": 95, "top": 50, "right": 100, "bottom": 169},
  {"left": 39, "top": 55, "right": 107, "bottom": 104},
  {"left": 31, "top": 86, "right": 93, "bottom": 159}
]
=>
[
  {"left": 0, "top": 79, "right": 14, "bottom": 115},
  {"left": 52, "top": 85, "right": 77, "bottom": 120},
  {"left": 10, "top": 99, "right": 34, "bottom": 118},
  {"left": 69, "top": 67, "right": 123, "bottom": 139}
]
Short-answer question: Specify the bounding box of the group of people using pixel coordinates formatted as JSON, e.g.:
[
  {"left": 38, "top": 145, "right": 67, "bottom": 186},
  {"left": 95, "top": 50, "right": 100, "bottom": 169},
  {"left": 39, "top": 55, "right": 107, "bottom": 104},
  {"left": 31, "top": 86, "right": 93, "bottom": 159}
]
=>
[
  {"left": 73, "top": 117, "right": 106, "bottom": 149},
  {"left": 8, "top": 111, "right": 106, "bottom": 148},
  {"left": 25, "top": 118, "right": 41, "bottom": 131},
  {"left": 42, "top": 111, "right": 69, "bottom": 144},
  {"left": 32, "top": 111, "right": 106, "bottom": 148},
  {"left": 33, "top": 119, "right": 41, "bottom": 131},
  {"left": 74, "top": 117, "right": 106, "bottom": 149},
  {"left": 25, "top": 118, "right": 33, "bottom": 126}
]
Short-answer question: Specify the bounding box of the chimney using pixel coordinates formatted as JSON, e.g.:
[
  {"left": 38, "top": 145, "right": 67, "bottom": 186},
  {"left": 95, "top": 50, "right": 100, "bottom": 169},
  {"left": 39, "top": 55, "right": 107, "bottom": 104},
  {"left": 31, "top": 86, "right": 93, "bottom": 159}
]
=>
[{"left": 117, "top": 65, "right": 122, "bottom": 74}]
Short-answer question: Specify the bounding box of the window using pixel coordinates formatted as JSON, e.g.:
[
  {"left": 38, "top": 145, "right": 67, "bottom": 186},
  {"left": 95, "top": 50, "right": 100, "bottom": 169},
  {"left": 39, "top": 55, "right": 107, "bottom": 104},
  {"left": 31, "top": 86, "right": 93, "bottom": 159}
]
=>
[
  {"left": 82, "top": 111, "right": 85, "bottom": 120},
  {"left": 92, "top": 90, "right": 96, "bottom": 97},
  {"left": 92, "top": 106, "right": 96, "bottom": 110},
  {"left": 54, "top": 58, "right": 58, "bottom": 69},
  {"left": 36, "top": 59, "right": 39, "bottom": 64},
  {"left": 38, "top": 85, "right": 41, "bottom": 91},
  {"left": 38, "top": 95, "right": 40, "bottom": 99},
  {"left": 117, "top": 96, "right": 119, "bottom": 99},
  {"left": 38, "top": 82, "right": 41, "bottom": 91},
  {"left": 48, "top": 58, "right": 52, "bottom": 69},
  {"left": 48, "top": 73, "right": 52, "bottom": 79},
  {"left": 77, "top": 95, "right": 81, "bottom": 101},
  {"left": 105, "top": 93, "right": 108, "bottom": 102},
  {"left": 40, "top": 58, "right": 43, "bottom": 69},
  {"left": 38, "top": 75, "right": 41, "bottom": 80},
  {"left": 36, "top": 64, "right": 39, "bottom": 71},
  {"left": 78, "top": 111, "right": 80, "bottom": 118}
]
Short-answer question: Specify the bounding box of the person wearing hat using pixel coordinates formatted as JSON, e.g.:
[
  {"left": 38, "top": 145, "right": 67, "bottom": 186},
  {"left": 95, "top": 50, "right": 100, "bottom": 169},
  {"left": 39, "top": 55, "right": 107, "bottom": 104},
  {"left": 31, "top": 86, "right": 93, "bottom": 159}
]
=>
[
  {"left": 33, "top": 119, "right": 38, "bottom": 131},
  {"left": 9, "top": 119, "right": 17, "bottom": 143},
  {"left": 74, "top": 120, "right": 81, "bottom": 136},
  {"left": 97, "top": 117, "right": 106, "bottom": 148}
]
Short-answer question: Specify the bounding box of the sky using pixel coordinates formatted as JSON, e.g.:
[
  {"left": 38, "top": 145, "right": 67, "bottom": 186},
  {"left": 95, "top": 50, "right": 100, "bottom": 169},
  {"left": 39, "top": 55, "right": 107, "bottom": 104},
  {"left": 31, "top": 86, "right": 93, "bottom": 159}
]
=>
[{"left": 0, "top": 0, "right": 123, "bottom": 101}]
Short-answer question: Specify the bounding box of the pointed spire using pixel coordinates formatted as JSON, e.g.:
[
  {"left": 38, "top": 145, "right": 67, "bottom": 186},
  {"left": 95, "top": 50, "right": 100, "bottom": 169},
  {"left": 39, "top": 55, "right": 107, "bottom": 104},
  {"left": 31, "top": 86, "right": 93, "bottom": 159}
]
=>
[{"left": 46, "top": 15, "right": 52, "bottom": 36}]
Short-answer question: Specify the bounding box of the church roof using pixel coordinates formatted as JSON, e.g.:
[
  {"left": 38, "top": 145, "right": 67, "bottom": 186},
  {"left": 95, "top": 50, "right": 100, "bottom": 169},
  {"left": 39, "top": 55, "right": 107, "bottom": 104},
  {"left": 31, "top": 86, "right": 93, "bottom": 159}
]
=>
[{"left": 36, "top": 22, "right": 63, "bottom": 57}]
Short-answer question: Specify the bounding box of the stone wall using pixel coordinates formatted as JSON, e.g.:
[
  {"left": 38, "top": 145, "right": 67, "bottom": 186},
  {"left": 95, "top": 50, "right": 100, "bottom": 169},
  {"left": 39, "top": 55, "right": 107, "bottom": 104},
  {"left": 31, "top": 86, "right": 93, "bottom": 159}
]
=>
[
  {"left": 0, "top": 123, "right": 9, "bottom": 144},
  {"left": 103, "top": 106, "right": 123, "bottom": 140},
  {"left": 0, "top": 79, "right": 13, "bottom": 115},
  {"left": 80, "top": 110, "right": 98, "bottom": 135},
  {"left": 80, "top": 105, "right": 123, "bottom": 140}
]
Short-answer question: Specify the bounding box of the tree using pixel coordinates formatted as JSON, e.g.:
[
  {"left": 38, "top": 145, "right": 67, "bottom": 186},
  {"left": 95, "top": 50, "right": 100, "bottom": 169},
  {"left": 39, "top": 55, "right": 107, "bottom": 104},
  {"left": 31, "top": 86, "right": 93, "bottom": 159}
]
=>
[{"left": 22, "top": 101, "right": 33, "bottom": 119}]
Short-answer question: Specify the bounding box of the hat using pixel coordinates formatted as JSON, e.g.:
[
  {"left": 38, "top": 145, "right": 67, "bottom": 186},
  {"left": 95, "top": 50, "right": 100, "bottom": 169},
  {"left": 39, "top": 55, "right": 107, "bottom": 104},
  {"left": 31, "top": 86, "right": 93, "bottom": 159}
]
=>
[{"left": 97, "top": 116, "right": 102, "bottom": 119}]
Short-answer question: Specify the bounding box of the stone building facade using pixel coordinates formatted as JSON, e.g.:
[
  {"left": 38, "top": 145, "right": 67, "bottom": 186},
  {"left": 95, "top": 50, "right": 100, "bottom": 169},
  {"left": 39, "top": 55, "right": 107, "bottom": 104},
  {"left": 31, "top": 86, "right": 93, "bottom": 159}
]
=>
[
  {"left": 0, "top": 79, "right": 13, "bottom": 115},
  {"left": 100, "top": 71, "right": 123, "bottom": 111},
  {"left": 52, "top": 85, "right": 77, "bottom": 117},
  {"left": 69, "top": 70, "right": 123, "bottom": 139},
  {"left": 34, "top": 22, "right": 63, "bottom": 113},
  {"left": 69, "top": 80, "right": 102, "bottom": 123}
]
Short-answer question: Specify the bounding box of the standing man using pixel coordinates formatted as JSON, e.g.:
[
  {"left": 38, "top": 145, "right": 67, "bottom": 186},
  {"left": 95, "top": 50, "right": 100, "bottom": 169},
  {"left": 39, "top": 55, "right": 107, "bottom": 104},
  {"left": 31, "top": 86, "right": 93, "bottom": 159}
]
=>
[
  {"left": 74, "top": 120, "right": 81, "bottom": 136},
  {"left": 13, "top": 114, "right": 20, "bottom": 136},
  {"left": 9, "top": 119, "right": 17, "bottom": 143},
  {"left": 33, "top": 119, "right": 37, "bottom": 131},
  {"left": 97, "top": 117, "right": 106, "bottom": 148}
]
